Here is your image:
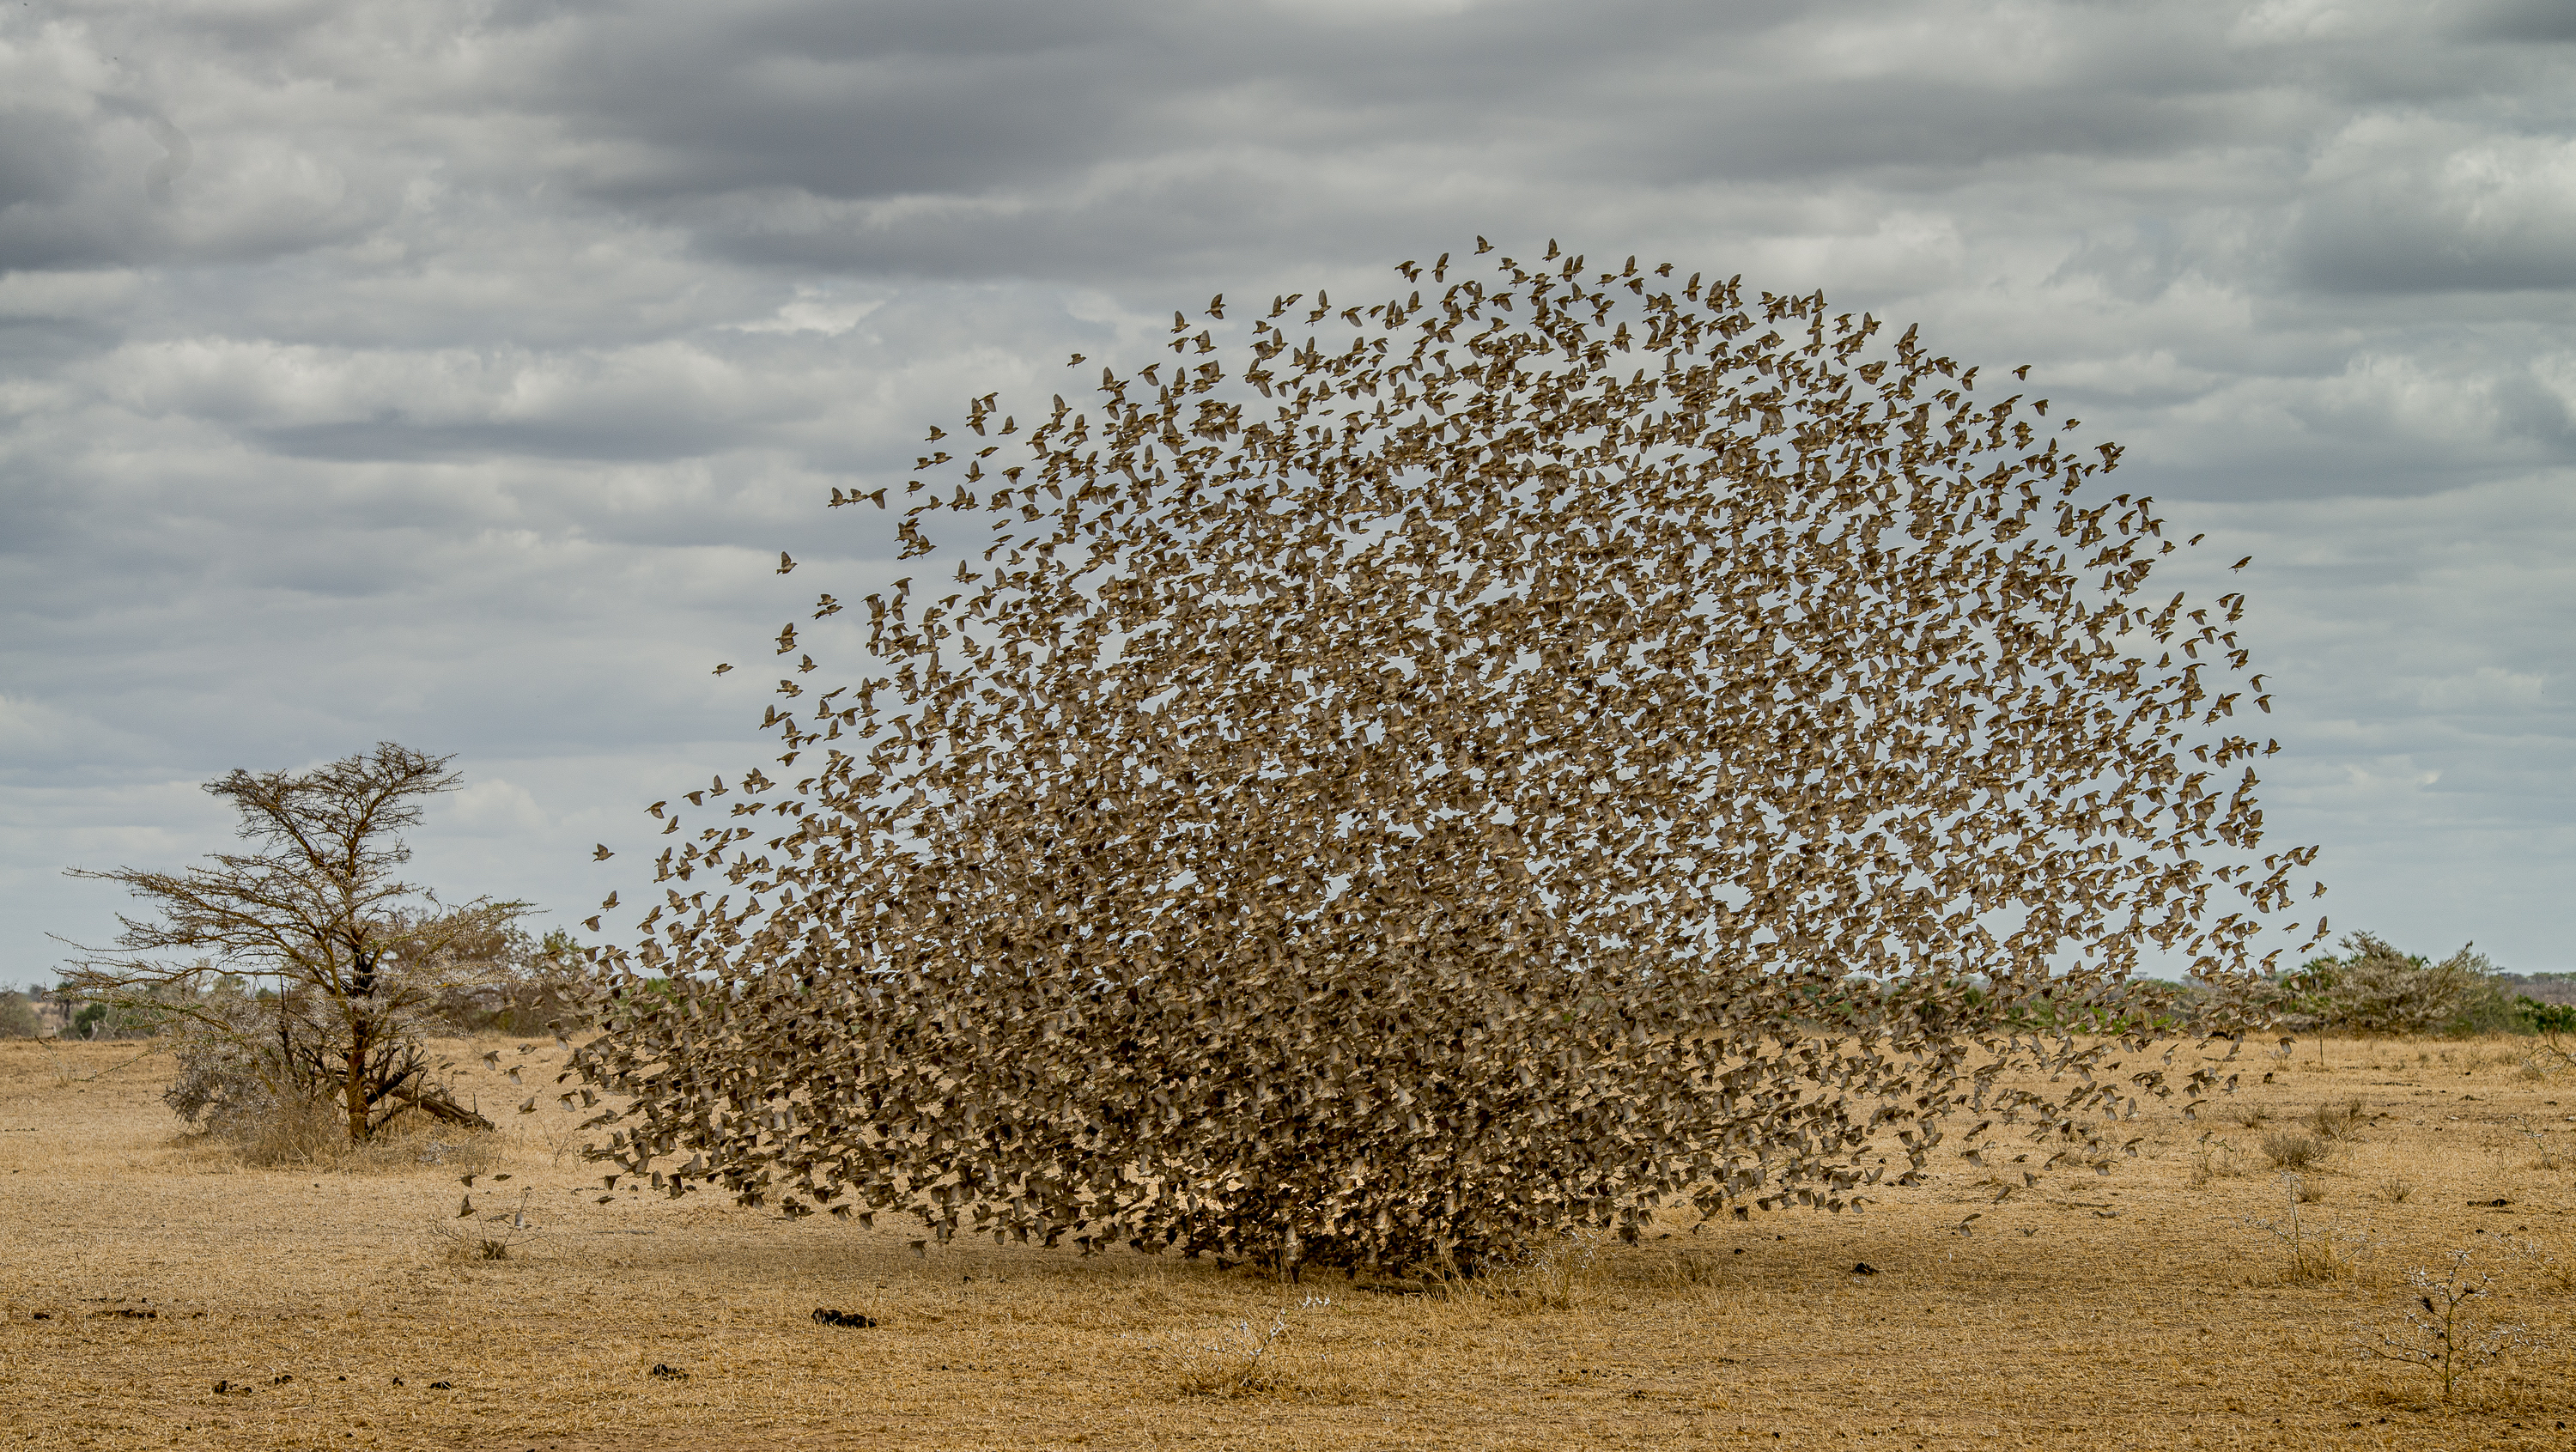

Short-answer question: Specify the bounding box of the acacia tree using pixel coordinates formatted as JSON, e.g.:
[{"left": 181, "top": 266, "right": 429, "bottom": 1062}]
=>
[
  {"left": 2257, "top": 932, "right": 2505, "bottom": 1037},
  {"left": 64, "top": 744, "right": 526, "bottom": 1144},
  {"left": 571, "top": 247, "right": 2324, "bottom": 1274}
]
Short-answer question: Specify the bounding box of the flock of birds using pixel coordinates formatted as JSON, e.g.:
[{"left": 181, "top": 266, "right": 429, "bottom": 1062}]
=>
[{"left": 562, "top": 242, "right": 2319, "bottom": 1275}]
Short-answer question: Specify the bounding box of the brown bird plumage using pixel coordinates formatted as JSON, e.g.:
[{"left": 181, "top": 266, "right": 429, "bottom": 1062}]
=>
[{"left": 561, "top": 246, "right": 2319, "bottom": 1277}]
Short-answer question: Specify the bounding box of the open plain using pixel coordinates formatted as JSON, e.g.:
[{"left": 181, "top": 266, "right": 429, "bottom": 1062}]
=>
[{"left": 3, "top": 1035, "right": 2572, "bottom": 1451}]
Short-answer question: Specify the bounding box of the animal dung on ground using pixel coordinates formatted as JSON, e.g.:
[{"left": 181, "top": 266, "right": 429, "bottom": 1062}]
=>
[{"left": 568, "top": 244, "right": 2317, "bottom": 1277}]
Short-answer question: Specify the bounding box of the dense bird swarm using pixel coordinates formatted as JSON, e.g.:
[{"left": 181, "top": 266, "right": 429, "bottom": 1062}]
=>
[{"left": 568, "top": 244, "right": 2322, "bottom": 1275}]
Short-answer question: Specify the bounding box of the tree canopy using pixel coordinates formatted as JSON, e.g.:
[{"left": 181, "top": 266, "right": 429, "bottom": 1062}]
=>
[{"left": 64, "top": 743, "right": 526, "bottom": 1143}]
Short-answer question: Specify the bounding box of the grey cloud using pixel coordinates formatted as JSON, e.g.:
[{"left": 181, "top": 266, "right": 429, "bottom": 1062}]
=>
[
  {"left": 497, "top": 1, "right": 2540, "bottom": 286},
  {"left": 2291, "top": 122, "right": 2576, "bottom": 295},
  {"left": 2458, "top": 0, "right": 2576, "bottom": 43},
  {"left": 3, "top": 0, "right": 2573, "bottom": 975},
  {"left": 0, "top": 105, "right": 158, "bottom": 271},
  {"left": 256, "top": 416, "right": 754, "bottom": 464}
]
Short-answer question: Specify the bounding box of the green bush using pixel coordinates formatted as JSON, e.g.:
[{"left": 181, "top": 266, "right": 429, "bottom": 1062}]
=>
[
  {"left": 2518, "top": 996, "right": 2576, "bottom": 1037},
  {"left": 62, "top": 990, "right": 179, "bottom": 1040},
  {"left": 2257, "top": 933, "right": 2508, "bottom": 1037}
]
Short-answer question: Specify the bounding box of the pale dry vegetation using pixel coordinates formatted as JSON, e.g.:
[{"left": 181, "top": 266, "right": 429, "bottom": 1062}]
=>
[{"left": 6, "top": 1033, "right": 2574, "bottom": 1450}]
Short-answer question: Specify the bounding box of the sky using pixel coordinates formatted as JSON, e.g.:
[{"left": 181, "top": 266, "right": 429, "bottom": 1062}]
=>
[{"left": 4, "top": 0, "right": 2572, "bottom": 985}]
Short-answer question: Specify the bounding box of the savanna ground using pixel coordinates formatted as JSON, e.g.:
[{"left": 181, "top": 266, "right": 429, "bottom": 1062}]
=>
[{"left": 3, "top": 1034, "right": 2573, "bottom": 1451}]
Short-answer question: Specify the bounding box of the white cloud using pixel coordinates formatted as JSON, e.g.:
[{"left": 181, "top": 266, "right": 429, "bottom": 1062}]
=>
[
  {"left": 2402, "top": 665, "right": 2548, "bottom": 713},
  {"left": 732, "top": 286, "right": 887, "bottom": 337},
  {"left": 438, "top": 777, "right": 548, "bottom": 835}
]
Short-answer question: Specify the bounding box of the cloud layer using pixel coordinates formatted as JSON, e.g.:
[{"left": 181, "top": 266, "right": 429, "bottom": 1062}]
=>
[{"left": 5, "top": 0, "right": 2572, "bottom": 976}]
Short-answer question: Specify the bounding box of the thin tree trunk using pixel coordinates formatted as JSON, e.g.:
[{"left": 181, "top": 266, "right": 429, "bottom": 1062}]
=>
[{"left": 344, "top": 1016, "right": 370, "bottom": 1144}]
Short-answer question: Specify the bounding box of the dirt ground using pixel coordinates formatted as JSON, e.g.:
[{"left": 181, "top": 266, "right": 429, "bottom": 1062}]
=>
[{"left": 3, "top": 1033, "right": 2572, "bottom": 1451}]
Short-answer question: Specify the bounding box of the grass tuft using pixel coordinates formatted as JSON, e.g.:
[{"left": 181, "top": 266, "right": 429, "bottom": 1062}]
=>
[{"left": 2261, "top": 1129, "right": 2327, "bottom": 1170}]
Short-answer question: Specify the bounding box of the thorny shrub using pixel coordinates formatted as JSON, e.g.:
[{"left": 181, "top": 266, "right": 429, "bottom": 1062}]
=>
[{"left": 2365, "top": 1248, "right": 2530, "bottom": 1400}]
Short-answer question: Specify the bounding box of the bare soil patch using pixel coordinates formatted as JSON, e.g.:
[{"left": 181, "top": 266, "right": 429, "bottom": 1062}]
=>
[{"left": 3, "top": 1036, "right": 2572, "bottom": 1449}]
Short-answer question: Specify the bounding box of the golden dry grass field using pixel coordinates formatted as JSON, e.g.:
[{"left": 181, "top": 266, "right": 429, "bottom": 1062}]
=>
[{"left": 3, "top": 1034, "right": 2573, "bottom": 1451}]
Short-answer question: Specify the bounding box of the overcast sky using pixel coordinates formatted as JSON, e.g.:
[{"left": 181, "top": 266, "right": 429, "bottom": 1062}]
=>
[{"left": 5, "top": 0, "right": 2572, "bottom": 984}]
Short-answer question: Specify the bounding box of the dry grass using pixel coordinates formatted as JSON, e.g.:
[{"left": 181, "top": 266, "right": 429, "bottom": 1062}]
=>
[
  {"left": 4, "top": 1033, "right": 2574, "bottom": 1449},
  {"left": 2262, "top": 1128, "right": 2329, "bottom": 1170}
]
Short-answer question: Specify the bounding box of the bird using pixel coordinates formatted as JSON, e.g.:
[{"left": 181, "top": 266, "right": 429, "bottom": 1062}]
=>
[
  {"left": 593, "top": 843, "right": 613, "bottom": 860},
  {"left": 2232, "top": 556, "right": 2253, "bottom": 570},
  {"left": 458, "top": 1196, "right": 474, "bottom": 1218},
  {"left": 778, "top": 552, "right": 797, "bottom": 574},
  {"left": 713, "top": 663, "right": 732, "bottom": 676},
  {"left": 569, "top": 240, "right": 2310, "bottom": 1283}
]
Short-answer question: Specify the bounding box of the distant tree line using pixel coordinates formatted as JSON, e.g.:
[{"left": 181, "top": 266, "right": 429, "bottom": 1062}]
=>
[
  {"left": 1668, "top": 942, "right": 2569, "bottom": 1042},
  {"left": 7, "top": 931, "right": 589, "bottom": 1043},
  {"left": 15, "top": 933, "right": 2561, "bottom": 1048}
]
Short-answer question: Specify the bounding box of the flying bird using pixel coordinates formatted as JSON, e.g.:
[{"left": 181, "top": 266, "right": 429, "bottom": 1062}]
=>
[
  {"left": 574, "top": 242, "right": 2309, "bottom": 1280},
  {"left": 592, "top": 843, "right": 613, "bottom": 860}
]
